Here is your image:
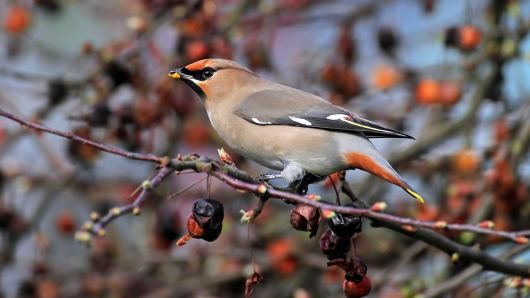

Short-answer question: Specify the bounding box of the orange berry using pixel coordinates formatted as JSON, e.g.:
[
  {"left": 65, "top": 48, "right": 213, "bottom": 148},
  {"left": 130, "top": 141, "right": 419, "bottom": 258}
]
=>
[
  {"left": 3, "top": 5, "right": 31, "bottom": 34},
  {"left": 274, "top": 255, "right": 297, "bottom": 276},
  {"left": 459, "top": 25, "right": 481, "bottom": 51},
  {"left": 453, "top": 149, "right": 480, "bottom": 175},
  {"left": 185, "top": 40, "right": 209, "bottom": 61},
  {"left": 439, "top": 81, "right": 462, "bottom": 106},
  {"left": 415, "top": 79, "right": 440, "bottom": 104},
  {"left": 266, "top": 238, "right": 293, "bottom": 263},
  {"left": 371, "top": 64, "right": 402, "bottom": 91}
]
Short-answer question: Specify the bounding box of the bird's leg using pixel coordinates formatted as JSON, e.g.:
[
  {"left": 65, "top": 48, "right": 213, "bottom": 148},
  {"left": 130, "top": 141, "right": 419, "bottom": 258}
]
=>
[{"left": 289, "top": 173, "right": 323, "bottom": 195}]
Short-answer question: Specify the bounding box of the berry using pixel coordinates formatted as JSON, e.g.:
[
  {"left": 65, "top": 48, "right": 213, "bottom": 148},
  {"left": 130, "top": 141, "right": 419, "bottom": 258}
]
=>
[
  {"left": 371, "top": 64, "right": 402, "bottom": 91},
  {"left": 104, "top": 61, "right": 131, "bottom": 89},
  {"left": 327, "top": 203, "right": 363, "bottom": 239},
  {"left": 289, "top": 204, "right": 321, "bottom": 238},
  {"left": 319, "top": 230, "right": 351, "bottom": 260},
  {"left": 343, "top": 276, "right": 371, "bottom": 298},
  {"left": 47, "top": 79, "right": 69, "bottom": 106},
  {"left": 459, "top": 25, "right": 481, "bottom": 51},
  {"left": 444, "top": 26, "right": 459, "bottom": 48},
  {"left": 377, "top": 27, "right": 399, "bottom": 56},
  {"left": 453, "top": 149, "right": 480, "bottom": 175},
  {"left": 3, "top": 5, "right": 32, "bottom": 34},
  {"left": 439, "top": 81, "right": 462, "bottom": 106},
  {"left": 328, "top": 257, "right": 367, "bottom": 282},
  {"left": 186, "top": 215, "right": 204, "bottom": 238},
  {"left": 186, "top": 40, "right": 209, "bottom": 61},
  {"left": 191, "top": 198, "right": 224, "bottom": 242},
  {"left": 89, "top": 102, "right": 112, "bottom": 127},
  {"left": 415, "top": 79, "right": 440, "bottom": 104}
]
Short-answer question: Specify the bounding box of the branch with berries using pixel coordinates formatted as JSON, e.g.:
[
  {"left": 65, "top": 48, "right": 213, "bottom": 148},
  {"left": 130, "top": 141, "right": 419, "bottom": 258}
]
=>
[{"left": 2, "top": 107, "right": 530, "bottom": 282}]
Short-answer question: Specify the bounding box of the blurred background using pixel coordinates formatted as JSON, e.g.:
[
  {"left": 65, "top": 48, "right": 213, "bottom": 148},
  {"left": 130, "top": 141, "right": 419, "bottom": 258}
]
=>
[{"left": 1, "top": 0, "right": 530, "bottom": 297}]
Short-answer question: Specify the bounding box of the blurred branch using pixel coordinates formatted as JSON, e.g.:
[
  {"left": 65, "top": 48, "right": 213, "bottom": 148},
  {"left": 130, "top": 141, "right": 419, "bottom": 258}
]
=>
[
  {"left": 2, "top": 108, "right": 530, "bottom": 277},
  {"left": 421, "top": 244, "right": 530, "bottom": 298},
  {"left": 0, "top": 66, "right": 53, "bottom": 82},
  {"left": 0, "top": 108, "right": 162, "bottom": 164},
  {"left": 374, "top": 220, "right": 530, "bottom": 278}
]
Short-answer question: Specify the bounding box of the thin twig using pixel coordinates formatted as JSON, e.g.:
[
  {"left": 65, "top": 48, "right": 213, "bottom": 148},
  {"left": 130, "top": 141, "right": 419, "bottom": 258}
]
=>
[{"left": 0, "top": 108, "right": 162, "bottom": 164}]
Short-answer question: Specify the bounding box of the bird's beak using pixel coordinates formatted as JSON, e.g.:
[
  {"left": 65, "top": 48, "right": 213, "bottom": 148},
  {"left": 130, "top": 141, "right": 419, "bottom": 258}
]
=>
[
  {"left": 168, "top": 69, "right": 181, "bottom": 79},
  {"left": 168, "top": 67, "right": 206, "bottom": 99}
]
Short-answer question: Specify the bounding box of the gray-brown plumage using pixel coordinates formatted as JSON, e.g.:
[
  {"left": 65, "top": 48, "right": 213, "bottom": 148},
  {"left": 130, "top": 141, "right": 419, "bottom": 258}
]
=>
[{"left": 169, "top": 59, "right": 424, "bottom": 202}]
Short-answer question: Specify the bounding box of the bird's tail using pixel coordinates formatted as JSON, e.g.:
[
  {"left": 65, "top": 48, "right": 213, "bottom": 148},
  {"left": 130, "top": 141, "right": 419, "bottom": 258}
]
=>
[{"left": 343, "top": 151, "right": 425, "bottom": 203}]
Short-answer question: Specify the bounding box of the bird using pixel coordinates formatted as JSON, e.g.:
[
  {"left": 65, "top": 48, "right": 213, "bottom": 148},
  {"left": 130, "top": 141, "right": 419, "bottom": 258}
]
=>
[{"left": 168, "top": 59, "right": 424, "bottom": 203}]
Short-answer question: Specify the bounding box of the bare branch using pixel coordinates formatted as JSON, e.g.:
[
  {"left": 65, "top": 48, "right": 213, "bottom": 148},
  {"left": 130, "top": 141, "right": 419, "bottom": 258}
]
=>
[{"left": 2, "top": 108, "right": 530, "bottom": 278}]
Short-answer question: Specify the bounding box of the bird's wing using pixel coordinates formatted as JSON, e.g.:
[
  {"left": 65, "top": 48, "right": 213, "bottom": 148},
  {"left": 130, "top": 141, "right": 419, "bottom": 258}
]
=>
[{"left": 235, "top": 88, "right": 413, "bottom": 139}]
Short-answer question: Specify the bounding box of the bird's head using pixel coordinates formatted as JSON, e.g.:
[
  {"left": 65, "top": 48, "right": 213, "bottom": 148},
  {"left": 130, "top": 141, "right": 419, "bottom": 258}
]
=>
[{"left": 168, "top": 59, "right": 256, "bottom": 100}]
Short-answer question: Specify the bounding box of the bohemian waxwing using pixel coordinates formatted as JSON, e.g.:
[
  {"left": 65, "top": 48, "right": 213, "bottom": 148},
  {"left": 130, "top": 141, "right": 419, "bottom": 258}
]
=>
[{"left": 169, "top": 59, "right": 424, "bottom": 203}]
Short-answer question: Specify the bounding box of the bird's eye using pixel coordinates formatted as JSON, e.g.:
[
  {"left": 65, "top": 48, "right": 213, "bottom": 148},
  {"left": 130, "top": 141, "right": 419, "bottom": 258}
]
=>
[{"left": 201, "top": 67, "right": 215, "bottom": 79}]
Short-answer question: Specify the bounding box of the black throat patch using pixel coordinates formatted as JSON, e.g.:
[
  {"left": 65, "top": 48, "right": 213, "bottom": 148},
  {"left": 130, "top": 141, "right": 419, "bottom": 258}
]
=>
[{"left": 182, "top": 79, "right": 206, "bottom": 99}]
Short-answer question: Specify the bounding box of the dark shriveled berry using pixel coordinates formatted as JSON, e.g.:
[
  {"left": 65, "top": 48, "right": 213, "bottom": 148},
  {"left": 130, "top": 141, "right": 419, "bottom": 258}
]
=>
[
  {"left": 104, "top": 61, "right": 132, "bottom": 89},
  {"left": 290, "top": 204, "right": 321, "bottom": 238},
  {"left": 327, "top": 203, "right": 362, "bottom": 239},
  {"left": 88, "top": 102, "right": 112, "bottom": 127},
  {"left": 319, "top": 230, "right": 351, "bottom": 260},
  {"left": 47, "top": 78, "right": 69, "bottom": 106},
  {"left": 191, "top": 199, "right": 224, "bottom": 242},
  {"left": 377, "top": 27, "right": 399, "bottom": 56},
  {"left": 328, "top": 257, "right": 367, "bottom": 283},
  {"left": 444, "top": 26, "right": 459, "bottom": 48}
]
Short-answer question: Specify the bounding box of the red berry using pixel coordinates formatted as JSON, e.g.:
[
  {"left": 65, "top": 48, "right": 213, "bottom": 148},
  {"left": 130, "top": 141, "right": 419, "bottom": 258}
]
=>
[
  {"left": 186, "top": 40, "right": 209, "bottom": 61},
  {"left": 3, "top": 5, "right": 32, "bottom": 34},
  {"left": 459, "top": 25, "right": 481, "bottom": 51},
  {"left": 415, "top": 79, "right": 440, "bottom": 105},
  {"left": 439, "top": 81, "right": 462, "bottom": 106},
  {"left": 343, "top": 276, "right": 371, "bottom": 298},
  {"left": 56, "top": 211, "right": 75, "bottom": 234}
]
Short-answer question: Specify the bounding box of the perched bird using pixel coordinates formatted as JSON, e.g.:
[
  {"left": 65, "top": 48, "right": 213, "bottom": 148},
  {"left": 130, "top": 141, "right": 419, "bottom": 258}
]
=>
[{"left": 169, "top": 59, "right": 424, "bottom": 203}]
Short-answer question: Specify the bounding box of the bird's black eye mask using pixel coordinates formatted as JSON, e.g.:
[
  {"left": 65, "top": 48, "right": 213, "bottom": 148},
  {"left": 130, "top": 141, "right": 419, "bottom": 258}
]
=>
[{"left": 181, "top": 67, "right": 217, "bottom": 81}]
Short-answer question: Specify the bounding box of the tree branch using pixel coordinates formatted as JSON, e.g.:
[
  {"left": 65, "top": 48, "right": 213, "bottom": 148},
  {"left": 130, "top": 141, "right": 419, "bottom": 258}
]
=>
[{"left": 2, "top": 108, "right": 530, "bottom": 277}]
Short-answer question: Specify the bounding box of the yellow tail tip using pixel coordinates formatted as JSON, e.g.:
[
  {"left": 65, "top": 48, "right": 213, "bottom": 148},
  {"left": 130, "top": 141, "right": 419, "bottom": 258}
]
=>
[{"left": 405, "top": 188, "right": 425, "bottom": 204}]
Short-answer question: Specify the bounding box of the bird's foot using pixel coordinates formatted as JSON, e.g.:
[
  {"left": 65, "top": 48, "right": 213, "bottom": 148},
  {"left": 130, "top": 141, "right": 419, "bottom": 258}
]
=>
[
  {"left": 256, "top": 172, "right": 283, "bottom": 188},
  {"left": 257, "top": 173, "right": 283, "bottom": 182}
]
